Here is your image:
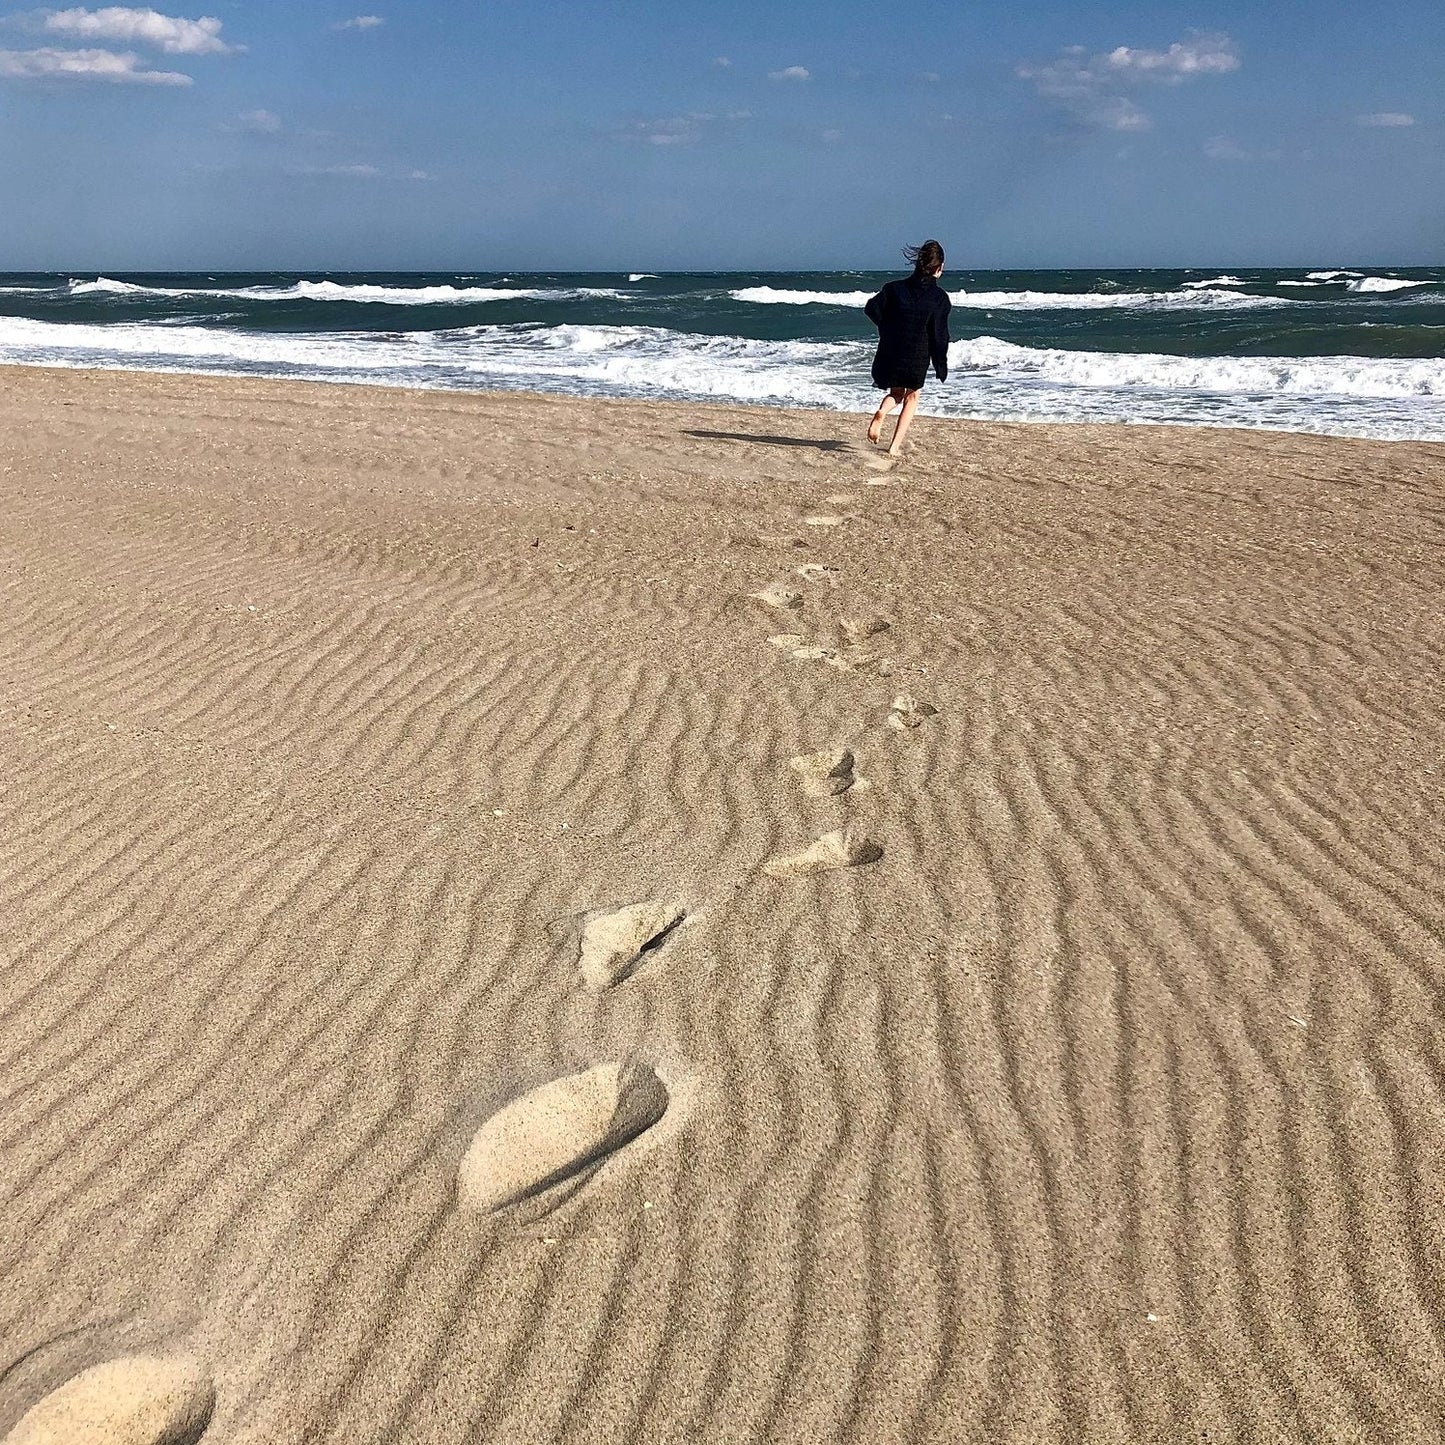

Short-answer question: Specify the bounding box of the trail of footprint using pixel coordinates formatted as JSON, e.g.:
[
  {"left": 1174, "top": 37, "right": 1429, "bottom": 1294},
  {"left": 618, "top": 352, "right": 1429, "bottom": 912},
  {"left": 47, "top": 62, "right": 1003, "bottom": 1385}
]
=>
[
  {"left": 457, "top": 1063, "right": 669, "bottom": 1213},
  {"left": 789, "top": 748, "right": 857, "bottom": 797},
  {"left": 762, "top": 827, "right": 882, "bottom": 878},
  {"left": 578, "top": 900, "right": 686, "bottom": 990},
  {"left": 3, "top": 1355, "right": 215, "bottom": 1445}
]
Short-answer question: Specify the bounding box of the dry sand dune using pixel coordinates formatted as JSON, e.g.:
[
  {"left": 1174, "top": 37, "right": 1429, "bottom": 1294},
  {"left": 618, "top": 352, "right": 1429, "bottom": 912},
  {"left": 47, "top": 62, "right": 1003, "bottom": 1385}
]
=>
[{"left": 2, "top": 365, "right": 1444, "bottom": 1442}]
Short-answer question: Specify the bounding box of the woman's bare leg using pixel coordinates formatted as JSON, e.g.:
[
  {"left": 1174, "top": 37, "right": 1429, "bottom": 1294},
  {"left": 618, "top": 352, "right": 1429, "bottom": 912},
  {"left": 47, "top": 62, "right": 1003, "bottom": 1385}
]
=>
[
  {"left": 867, "top": 388, "right": 906, "bottom": 444},
  {"left": 887, "top": 389, "right": 922, "bottom": 456}
]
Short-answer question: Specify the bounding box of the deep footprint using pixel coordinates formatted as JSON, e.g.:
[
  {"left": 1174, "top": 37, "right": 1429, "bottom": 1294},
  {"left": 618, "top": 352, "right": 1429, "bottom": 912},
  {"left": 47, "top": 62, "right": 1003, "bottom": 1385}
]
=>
[
  {"left": 578, "top": 899, "right": 686, "bottom": 990},
  {"left": 789, "top": 748, "right": 857, "bottom": 797},
  {"left": 4, "top": 1355, "right": 215, "bottom": 1445},
  {"left": 763, "top": 827, "right": 882, "bottom": 877},
  {"left": 457, "top": 1063, "right": 670, "bottom": 1213}
]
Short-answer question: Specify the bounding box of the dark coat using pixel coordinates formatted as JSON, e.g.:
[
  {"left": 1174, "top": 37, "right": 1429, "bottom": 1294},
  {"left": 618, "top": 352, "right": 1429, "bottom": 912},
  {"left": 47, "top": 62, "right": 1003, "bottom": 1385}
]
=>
[{"left": 864, "top": 272, "right": 951, "bottom": 390}]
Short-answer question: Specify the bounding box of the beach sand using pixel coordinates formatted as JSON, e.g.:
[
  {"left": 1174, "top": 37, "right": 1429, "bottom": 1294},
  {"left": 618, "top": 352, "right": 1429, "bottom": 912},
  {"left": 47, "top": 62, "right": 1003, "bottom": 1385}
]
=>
[{"left": 2, "top": 364, "right": 1444, "bottom": 1443}]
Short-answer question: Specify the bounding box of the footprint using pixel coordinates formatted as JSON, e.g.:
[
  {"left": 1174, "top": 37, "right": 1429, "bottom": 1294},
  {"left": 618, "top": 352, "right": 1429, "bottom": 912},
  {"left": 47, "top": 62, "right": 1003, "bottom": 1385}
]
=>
[
  {"left": 788, "top": 644, "right": 851, "bottom": 670},
  {"left": 789, "top": 747, "right": 856, "bottom": 797},
  {"left": 752, "top": 583, "right": 803, "bottom": 612},
  {"left": 768, "top": 632, "right": 808, "bottom": 650},
  {"left": 794, "top": 563, "right": 837, "bottom": 581},
  {"left": 762, "top": 827, "right": 883, "bottom": 878},
  {"left": 4, "top": 1355, "right": 215, "bottom": 1445},
  {"left": 457, "top": 1063, "right": 669, "bottom": 1213},
  {"left": 887, "top": 693, "right": 939, "bottom": 730},
  {"left": 578, "top": 900, "right": 686, "bottom": 990},
  {"left": 839, "top": 615, "right": 891, "bottom": 645},
  {"left": 823, "top": 491, "right": 858, "bottom": 506},
  {"left": 802, "top": 514, "right": 845, "bottom": 527}
]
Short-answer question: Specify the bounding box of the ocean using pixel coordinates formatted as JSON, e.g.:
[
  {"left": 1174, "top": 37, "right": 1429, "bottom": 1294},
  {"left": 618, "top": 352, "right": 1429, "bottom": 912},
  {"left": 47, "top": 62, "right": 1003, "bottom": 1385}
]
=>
[{"left": 2, "top": 267, "right": 1443, "bottom": 440}]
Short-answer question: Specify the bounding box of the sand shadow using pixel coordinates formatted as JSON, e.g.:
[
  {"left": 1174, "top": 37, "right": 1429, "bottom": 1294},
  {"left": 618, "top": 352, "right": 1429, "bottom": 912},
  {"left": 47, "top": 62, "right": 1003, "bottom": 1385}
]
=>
[{"left": 684, "top": 430, "right": 850, "bottom": 453}]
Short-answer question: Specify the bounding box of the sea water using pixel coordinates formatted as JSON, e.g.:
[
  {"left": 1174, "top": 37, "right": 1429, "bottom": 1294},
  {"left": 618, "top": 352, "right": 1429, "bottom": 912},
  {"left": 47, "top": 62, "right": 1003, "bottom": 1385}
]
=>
[{"left": 2, "top": 267, "right": 1443, "bottom": 440}]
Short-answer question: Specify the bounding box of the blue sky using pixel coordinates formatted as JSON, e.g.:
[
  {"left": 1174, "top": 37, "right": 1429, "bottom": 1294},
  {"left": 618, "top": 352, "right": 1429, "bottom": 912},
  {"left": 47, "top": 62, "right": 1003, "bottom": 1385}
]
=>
[{"left": 0, "top": 0, "right": 1439, "bottom": 269}]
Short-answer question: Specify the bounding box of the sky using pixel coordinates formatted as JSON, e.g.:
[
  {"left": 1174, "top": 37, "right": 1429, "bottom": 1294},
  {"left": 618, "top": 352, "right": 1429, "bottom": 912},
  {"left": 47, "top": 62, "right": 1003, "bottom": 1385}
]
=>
[{"left": 0, "top": 0, "right": 1440, "bottom": 270}]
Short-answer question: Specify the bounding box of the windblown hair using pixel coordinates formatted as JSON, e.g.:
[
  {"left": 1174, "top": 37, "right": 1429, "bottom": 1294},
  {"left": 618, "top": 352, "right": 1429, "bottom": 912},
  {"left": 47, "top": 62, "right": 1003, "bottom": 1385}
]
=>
[{"left": 903, "top": 239, "right": 945, "bottom": 276}]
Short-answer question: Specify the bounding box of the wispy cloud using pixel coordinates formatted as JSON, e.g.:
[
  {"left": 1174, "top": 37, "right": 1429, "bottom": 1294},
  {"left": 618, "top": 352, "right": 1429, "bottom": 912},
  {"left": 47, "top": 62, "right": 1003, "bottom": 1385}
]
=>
[
  {"left": 1357, "top": 111, "right": 1414, "bottom": 127},
  {"left": 1018, "top": 31, "right": 1239, "bottom": 132},
  {"left": 39, "top": 7, "right": 236, "bottom": 54},
  {"left": 618, "top": 109, "right": 749, "bottom": 146},
  {"left": 820, "top": 127, "right": 842, "bottom": 142},
  {"left": 333, "top": 14, "right": 383, "bottom": 30},
  {"left": 768, "top": 64, "right": 808, "bottom": 82},
  {"left": 1202, "top": 134, "right": 1248, "bottom": 160},
  {"left": 285, "top": 161, "right": 430, "bottom": 179},
  {"left": 0, "top": 42, "right": 190, "bottom": 81},
  {"left": 228, "top": 106, "right": 280, "bottom": 133},
  {"left": 711, "top": 55, "right": 729, "bottom": 68}
]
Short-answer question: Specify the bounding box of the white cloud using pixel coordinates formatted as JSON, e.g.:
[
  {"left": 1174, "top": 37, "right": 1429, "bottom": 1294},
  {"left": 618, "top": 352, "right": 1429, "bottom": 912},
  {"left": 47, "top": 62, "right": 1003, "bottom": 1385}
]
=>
[
  {"left": 920, "top": 70, "right": 940, "bottom": 83},
  {"left": 712, "top": 55, "right": 730, "bottom": 68},
  {"left": 1018, "top": 31, "right": 1238, "bottom": 131},
  {"left": 1203, "top": 134, "right": 1248, "bottom": 160},
  {"left": 0, "top": 43, "right": 190, "bottom": 81},
  {"left": 1357, "top": 112, "right": 1415, "bottom": 127},
  {"left": 768, "top": 64, "right": 809, "bottom": 81},
  {"left": 234, "top": 106, "right": 280, "bottom": 132},
  {"left": 820, "top": 128, "right": 842, "bottom": 142},
  {"left": 334, "top": 14, "right": 383, "bottom": 29},
  {"left": 1104, "top": 34, "right": 1239, "bottom": 80},
  {"left": 41, "top": 7, "right": 236, "bottom": 55}
]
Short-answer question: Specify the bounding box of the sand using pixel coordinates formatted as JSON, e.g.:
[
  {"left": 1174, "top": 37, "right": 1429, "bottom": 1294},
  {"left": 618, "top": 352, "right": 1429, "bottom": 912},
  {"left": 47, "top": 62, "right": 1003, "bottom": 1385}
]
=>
[{"left": 1, "top": 364, "right": 1444, "bottom": 1443}]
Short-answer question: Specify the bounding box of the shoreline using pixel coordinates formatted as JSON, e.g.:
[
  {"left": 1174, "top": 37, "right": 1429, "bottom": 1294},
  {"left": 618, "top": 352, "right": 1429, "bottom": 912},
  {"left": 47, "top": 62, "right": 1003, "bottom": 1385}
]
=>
[
  {"left": 5, "top": 358, "right": 1445, "bottom": 446},
  {"left": 3, "top": 364, "right": 1444, "bottom": 1441}
]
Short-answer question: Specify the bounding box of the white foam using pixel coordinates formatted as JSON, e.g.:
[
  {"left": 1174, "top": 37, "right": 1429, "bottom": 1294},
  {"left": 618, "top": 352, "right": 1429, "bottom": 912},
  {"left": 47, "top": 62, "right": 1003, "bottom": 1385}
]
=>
[
  {"left": 733, "top": 283, "right": 1292, "bottom": 311},
  {"left": 1182, "top": 274, "right": 1247, "bottom": 288},
  {"left": 1345, "top": 276, "right": 1429, "bottom": 294},
  {"left": 628, "top": 273, "right": 660, "bottom": 282},
  {"left": 2, "top": 315, "right": 1442, "bottom": 442},
  {"left": 951, "top": 287, "right": 1292, "bottom": 311},
  {"left": 69, "top": 277, "right": 148, "bottom": 295},
  {"left": 1306, "top": 270, "right": 1363, "bottom": 281},
  {"left": 732, "top": 287, "right": 875, "bottom": 306},
  {"left": 65, "top": 278, "right": 628, "bottom": 304},
  {"left": 949, "top": 334, "right": 1445, "bottom": 399}
]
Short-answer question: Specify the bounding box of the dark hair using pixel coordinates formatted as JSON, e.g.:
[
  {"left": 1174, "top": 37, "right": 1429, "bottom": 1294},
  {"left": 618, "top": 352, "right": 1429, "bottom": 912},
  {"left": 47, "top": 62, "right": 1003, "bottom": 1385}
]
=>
[{"left": 903, "top": 239, "right": 945, "bottom": 276}]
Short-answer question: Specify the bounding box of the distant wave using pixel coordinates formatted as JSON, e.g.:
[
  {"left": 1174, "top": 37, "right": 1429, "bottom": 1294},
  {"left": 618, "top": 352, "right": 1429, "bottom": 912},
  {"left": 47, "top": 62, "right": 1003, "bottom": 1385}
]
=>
[
  {"left": 64, "top": 277, "right": 630, "bottom": 304},
  {"left": 1345, "top": 276, "right": 1429, "bottom": 294},
  {"left": 732, "top": 287, "right": 875, "bottom": 306},
  {"left": 733, "top": 284, "right": 1296, "bottom": 311},
  {"left": 1182, "top": 275, "right": 1248, "bottom": 289},
  {"left": 628, "top": 273, "right": 660, "bottom": 282},
  {"left": 950, "top": 287, "right": 1292, "bottom": 311},
  {"left": 951, "top": 335, "right": 1445, "bottom": 399},
  {"left": 1307, "top": 270, "right": 1364, "bottom": 281}
]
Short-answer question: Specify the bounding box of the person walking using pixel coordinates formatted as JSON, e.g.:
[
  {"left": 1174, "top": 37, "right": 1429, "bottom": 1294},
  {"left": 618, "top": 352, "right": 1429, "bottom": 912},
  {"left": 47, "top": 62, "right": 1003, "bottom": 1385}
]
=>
[{"left": 864, "top": 240, "right": 951, "bottom": 457}]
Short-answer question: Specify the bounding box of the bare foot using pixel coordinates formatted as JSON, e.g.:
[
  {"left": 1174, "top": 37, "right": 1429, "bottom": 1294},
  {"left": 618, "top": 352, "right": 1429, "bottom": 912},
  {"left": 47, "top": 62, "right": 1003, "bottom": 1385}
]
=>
[{"left": 866, "top": 418, "right": 883, "bottom": 445}]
